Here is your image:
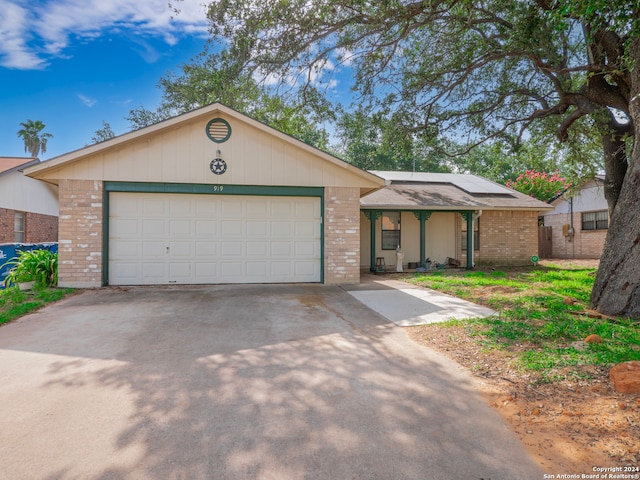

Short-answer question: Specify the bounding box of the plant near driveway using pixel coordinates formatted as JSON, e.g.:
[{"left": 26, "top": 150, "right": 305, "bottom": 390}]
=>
[
  {"left": 404, "top": 264, "right": 640, "bottom": 383},
  {"left": 2, "top": 249, "right": 58, "bottom": 288},
  {"left": 0, "top": 287, "right": 73, "bottom": 326}
]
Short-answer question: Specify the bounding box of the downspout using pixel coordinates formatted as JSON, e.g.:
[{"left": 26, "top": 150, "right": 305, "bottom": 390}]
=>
[{"left": 469, "top": 209, "right": 482, "bottom": 268}]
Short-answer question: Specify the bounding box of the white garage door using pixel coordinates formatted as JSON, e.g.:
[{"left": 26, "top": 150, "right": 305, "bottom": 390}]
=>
[{"left": 108, "top": 192, "right": 322, "bottom": 285}]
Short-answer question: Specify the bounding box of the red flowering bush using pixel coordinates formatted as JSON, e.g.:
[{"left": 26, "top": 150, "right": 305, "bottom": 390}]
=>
[{"left": 506, "top": 170, "right": 570, "bottom": 202}]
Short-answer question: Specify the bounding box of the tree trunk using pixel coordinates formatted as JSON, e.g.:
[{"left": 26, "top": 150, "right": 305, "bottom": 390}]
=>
[
  {"left": 590, "top": 39, "right": 640, "bottom": 317},
  {"left": 601, "top": 127, "right": 628, "bottom": 214}
]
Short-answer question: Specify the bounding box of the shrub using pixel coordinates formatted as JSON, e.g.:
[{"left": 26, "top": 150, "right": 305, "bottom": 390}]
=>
[
  {"left": 506, "top": 170, "right": 570, "bottom": 202},
  {"left": 1, "top": 249, "right": 58, "bottom": 288}
]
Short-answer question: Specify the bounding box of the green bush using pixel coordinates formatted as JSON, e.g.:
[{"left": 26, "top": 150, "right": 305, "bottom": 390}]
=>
[{"left": 2, "top": 249, "right": 58, "bottom": 288}]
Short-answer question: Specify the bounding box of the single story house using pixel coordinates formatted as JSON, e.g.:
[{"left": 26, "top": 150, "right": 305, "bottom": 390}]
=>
[
  {"left": 541, "top": 176, "right": 608, "bottom": 259},
  {"left": 360, "top": 171, "right": 552, "bottom": 271},
  {"left": 25, "top": 103, "right": 384, "bottom": 288},
  {"left": 0, "top": 157, "right": 58, "bottom": 244},
  {"left": 24, "top": 103, "right": 552, "bottom": 288}
]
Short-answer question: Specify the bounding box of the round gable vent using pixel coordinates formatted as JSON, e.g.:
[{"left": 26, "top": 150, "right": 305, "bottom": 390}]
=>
[{"left": 206, "top": 118, "right": 232, "bottom": 143}]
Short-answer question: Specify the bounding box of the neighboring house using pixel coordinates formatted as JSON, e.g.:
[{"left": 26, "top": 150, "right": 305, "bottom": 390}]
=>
[
  {"left": 542, "top": 176, "right": 608, "bottom": 259},
  {"left": 360, "top": 172, "right": 553, "bottom": 270},
  {"left": 24, "top": 103, "right": 553, "bottom": 288},
  {"left": 0, "top": 157, "right": 58, "bottom": 244}
]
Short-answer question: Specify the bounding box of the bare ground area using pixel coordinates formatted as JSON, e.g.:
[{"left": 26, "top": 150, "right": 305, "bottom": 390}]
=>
[{"left": 405, "top": 259, "right": 640, "bottom": 475}]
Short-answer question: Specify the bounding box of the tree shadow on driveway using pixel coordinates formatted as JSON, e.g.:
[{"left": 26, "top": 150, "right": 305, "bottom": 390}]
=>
[{"left": 0, "top": 285, "right": 543, "bottom": 479}]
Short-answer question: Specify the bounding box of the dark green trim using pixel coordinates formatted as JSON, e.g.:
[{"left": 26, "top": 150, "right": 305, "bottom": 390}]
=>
[
  {"left": 465, "top": 213, "right": 474, "bottom": 270},
  {"left": 104, "top": 182, "right": 323, "bottom": 197},
  {"left": 205, "top": 118, "right": 232, "bottom": 143},
  {"left": 103, "top": 182, "right": 325, "bottom": 285},
  {"left": 102, "top": 186, "right": 110, "bottom": 286},
  {"left": 363, "top": 210, "right": 382, "bottom": 272},
  {"left": 413, "top": 211, "right": 432, "bottom": 268}
]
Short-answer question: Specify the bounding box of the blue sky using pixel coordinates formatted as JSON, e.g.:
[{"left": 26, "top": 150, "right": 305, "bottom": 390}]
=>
[{"left": 0, "top": 0, "right": 212, "bottom": 160}]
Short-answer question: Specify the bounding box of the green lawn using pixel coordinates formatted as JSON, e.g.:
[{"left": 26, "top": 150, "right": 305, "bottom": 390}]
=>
[
  {"left": 403, "top": 263, "right": 640, "bottom": 382},
  {"left": 0, "top": 287, "right": 74, "bottom": 326}
]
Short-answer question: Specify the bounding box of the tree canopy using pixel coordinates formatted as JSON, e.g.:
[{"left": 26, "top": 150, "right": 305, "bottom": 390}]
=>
[
  {"left": 127, "top": 49, "right": 335, "bottom": 151},
  {"left": 17, "top": 119, "right": 53, "bottom": 158},
  {"left": 197, "top": 0, "right": 640, "bottom": 316}
]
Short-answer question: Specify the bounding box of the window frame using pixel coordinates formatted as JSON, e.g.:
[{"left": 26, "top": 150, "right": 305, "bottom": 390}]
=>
[
  {"left": 581, "top": 210, "right": 608, "bottom": 231},
  {"left": 381, "top": 211, "right": 401, "bottom": 250},
  {"left": 14, "top": 211, "right": 25, "bottom": 243}
]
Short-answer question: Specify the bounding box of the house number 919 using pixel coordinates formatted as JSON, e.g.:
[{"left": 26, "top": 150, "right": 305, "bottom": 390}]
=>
[{"left": 212, "top": 185, "right": 224, "bottom": 192}]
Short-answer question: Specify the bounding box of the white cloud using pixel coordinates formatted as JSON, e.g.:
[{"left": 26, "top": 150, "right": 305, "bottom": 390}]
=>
[
  {"left": 0, "top": 0, "right": 209, "bottom": 70},
  {"left": 77, "top": 93, "right": 97, "bottom": 107}
]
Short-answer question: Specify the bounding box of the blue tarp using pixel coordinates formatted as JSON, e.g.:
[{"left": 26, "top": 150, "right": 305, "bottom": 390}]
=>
[{"left": 0, "top": 243, "right": 58, "bottom": 288}]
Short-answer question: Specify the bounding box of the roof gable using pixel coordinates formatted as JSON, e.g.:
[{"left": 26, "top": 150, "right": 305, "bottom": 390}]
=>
[{"left": 24, "top": 103, "right": 384, "bottom": 195}]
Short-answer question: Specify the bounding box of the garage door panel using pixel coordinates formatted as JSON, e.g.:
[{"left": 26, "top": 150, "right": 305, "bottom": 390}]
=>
[
  {"left": 196, "top": 242, "right": 217, "bottom": 256},
  {"left": 142, "top": 242, "right": 166, "bottom": 257},
  {"left": 271, "top": 222, "right": 291, "bottom": 236},
  {"left": 247, "top": 221, "right": 267, "bottom": 236},
  {"left": 142, "top": 198, "right": 166, "bottom": 216},
  {"left": 246, "top": 262, "right": 267, "bottom": 276},
  {"left": 169, "top": 220, "right": 192, "bottom": 236},
  {"left": 221, "top": 199, "right": 243, "bottom": 217},
  {"left": 295, "top": 261, "right": 317, "bottom": 276},
  {"left": 271, "top": 201, "right": 292, "bottom": 217},
  {"left": 169, "top": 263, "right": 191, "bottom": 278},
  {"left": 221, "top": 220, "right": 243, "bottom": 235},
  {"left": 111, "top": 241, "right": 139, "bottom": 258},
  {"left": 221, "top": 242, "right": 242, "bottom": 256},
  {"left": 271, "top": 242, "right": 292, "bottom": 256},
  {"left": 109, "top": 193, "right": 321, "bottom": 285},
  {"left": 142, "top": 263, "right": 165, "bottom": 279},
  {"left": 110, "top": 218, "right": 139, "bottom": 236},
  {"left": 142, "top": 219, "right": 166, "bottom": 236},
  {"left": 246, "top": 242, "right": 267, "bottom": 256},
  {"left": 169, "top": 242, "right": 192, "bottom": 256},
  {"left": 195, "top": 262, "right": 217, "bottom": 280},
  {"left": 195, "top": 220, "right": 217, "bottom": 236}
]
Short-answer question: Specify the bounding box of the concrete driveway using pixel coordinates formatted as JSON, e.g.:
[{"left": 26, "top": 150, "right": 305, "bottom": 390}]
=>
[{"left": 0, "top": 285, "right": 543, "bottom": 480}]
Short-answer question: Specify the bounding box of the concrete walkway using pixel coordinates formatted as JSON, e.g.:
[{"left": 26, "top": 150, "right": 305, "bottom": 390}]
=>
[
  {"left": 344, "top": 274, "right": 496, "bottom": 326},
  {"left": 0, "top": 284, "right": 541, "bottom": 480}
]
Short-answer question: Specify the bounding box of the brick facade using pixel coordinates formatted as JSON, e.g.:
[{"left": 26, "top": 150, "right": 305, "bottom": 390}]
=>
[
  {"left": 58, "top": 179, "right": 103, "bottom": 288},
  {"left": 324, "top": 186, "right": 361, "bottom": 284},
  {"left": 0, "top": 208, "right": 58, "bottom": 243},
  {"left": 458, "top": 210, "right": 539, "bottom": 266},
  {"left": 543, "top": 212, "right": 606, "bottom": 259}
]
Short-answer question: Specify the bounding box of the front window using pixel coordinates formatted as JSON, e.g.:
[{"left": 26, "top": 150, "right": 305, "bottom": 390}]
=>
[
  {"left": 14, "top": 212, "right": 25, "bottom": 243},
  {"left": 381, "top": 212, "right": 401, "bottom": 250},
  {"left": 582, "top": 210, "right": 608, "bottom": 231},
  {"left": 461, "top": 217, "right": 480, "bottom": 251}
]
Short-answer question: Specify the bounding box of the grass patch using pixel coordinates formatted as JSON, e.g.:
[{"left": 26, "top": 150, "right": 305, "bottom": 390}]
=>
[
  {"left": 403, "top": 264, "right": 640, "bottom": 381},
  {"left": 0, "top": 286, "right": 74, "bottom": 326}
]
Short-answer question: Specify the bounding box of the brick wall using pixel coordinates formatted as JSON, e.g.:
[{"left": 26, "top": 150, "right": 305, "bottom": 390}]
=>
[
  {"left": 25, "top": 212, "right": 58, "bottom": 242},
  {"left": 0, "top": 208, "right": 58, "bottom": 243},
  {"left": 324, "top": 186, "right": 361, "bottom": 284},
  {"left": 544, "top": 212, "right": 606, "bottom": 259},
  {"left": 0, "top": 208, "right": 13, "bottom": 243},
  {"left": 58, "top": 179, "right": 103, "bottom": 288},
  {"left": 458, "top": 210, "right": 539, "bottom": 266}
]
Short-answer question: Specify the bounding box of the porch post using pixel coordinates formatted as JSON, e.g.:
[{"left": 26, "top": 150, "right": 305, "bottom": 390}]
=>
[
  {"left": 413, "top": 211, "right": 432, "bottom": 267},
  {"left": 363, "top": 210, "right": 381, "bottom": 272},
  {"left": 461, "top": 212, "right": 474, "bottom": 269}
]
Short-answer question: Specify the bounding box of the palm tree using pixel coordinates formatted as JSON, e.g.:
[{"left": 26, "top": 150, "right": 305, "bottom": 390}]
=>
[{"left": 17, "top": 119, "right": 53, "bottom": 158}]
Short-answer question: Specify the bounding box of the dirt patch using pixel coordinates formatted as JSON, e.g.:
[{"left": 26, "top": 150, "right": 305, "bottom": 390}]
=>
[{"left": 407, "top": 288, "right": 640, "bottom": 475}]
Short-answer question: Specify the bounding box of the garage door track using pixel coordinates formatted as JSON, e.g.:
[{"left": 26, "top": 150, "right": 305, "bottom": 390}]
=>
[{"left": 0, "top": 285, "right": 543, "bottom": 479}]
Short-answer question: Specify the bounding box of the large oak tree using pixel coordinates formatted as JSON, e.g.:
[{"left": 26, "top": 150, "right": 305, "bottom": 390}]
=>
[{"left": 198, "top": 0, "right": 640, "bottom": 316}]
